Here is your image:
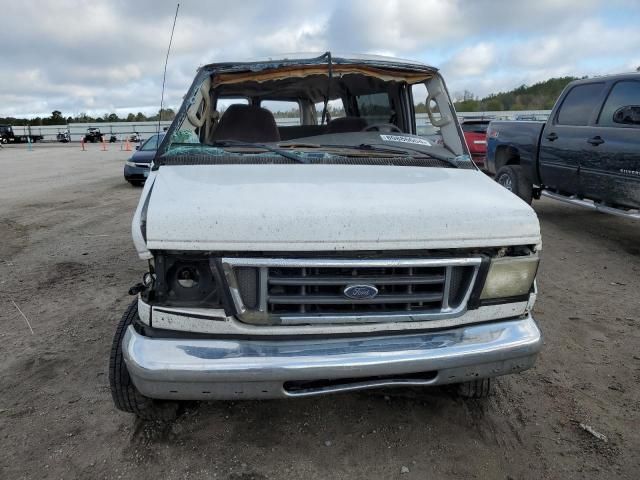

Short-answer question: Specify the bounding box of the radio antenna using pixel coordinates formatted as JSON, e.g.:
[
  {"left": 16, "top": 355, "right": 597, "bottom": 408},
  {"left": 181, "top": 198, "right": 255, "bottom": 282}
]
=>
[{"left": 158, "top": 3, "right": 180, "bottom": 134}]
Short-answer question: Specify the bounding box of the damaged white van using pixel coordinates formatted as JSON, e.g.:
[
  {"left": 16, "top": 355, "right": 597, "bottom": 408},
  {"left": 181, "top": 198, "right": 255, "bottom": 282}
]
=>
[{"left": 109, "top": 53, "right": 542, "bottom": 420}]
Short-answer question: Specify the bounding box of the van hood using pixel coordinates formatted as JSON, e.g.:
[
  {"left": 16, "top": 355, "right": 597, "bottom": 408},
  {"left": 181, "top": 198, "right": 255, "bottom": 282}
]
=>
[{"left": 141, "top": 164, "right": 540, "bottom": 252}]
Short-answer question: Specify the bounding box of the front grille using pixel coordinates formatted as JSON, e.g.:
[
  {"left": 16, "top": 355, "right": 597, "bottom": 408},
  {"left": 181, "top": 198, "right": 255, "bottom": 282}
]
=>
[
  {"left": 222, "top": 257, "right": 481, "bottom": 325},
  {"left": 269, "top": 266, "right": 458, "bottom": 314}
]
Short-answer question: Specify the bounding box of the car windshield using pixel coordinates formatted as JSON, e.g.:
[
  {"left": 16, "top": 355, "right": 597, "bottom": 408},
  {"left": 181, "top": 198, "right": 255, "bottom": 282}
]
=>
[
  {"left": 140, "top": 134, "right": 164, "bottom": 151},
  {"left": 159, "top": 57, "right": 472, "bottom": 169}
]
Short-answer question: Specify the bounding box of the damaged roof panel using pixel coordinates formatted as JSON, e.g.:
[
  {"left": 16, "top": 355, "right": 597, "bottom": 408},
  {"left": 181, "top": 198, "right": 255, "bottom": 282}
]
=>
[{"left": 202, "top": 52, "right": 438, "bottom": 82}]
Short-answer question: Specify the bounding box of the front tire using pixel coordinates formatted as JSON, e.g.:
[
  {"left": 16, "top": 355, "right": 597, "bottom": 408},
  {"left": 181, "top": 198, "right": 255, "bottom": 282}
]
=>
[
  {"left": 457, "top": 378, "right": 492, "bottom": 398},
  {"left": 109, "top": 300, "right": 180, "bottom": 421},
  {"left": 495, "top": 165, "right": 533, "bottom": 204}
]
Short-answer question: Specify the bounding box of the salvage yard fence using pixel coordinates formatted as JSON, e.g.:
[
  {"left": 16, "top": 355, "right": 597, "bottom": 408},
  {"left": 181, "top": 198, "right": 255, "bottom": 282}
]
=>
[{"left": 11, "top": 111, "right": 552, "bottom": 142}]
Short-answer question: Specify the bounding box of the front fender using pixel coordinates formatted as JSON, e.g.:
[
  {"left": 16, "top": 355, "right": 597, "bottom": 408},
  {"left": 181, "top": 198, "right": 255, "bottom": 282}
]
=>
[{"left": 131, "top": 172, "right": 156, "bottom": 260}]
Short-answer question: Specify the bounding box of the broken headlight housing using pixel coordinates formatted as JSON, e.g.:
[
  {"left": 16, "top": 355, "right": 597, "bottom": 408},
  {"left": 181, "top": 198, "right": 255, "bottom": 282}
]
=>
[
  {"left": 150, "top": 254, "right": 223, "bottom": 307},
  {"left": 480, "top": 255, "right": 539, "bottom": 301}
]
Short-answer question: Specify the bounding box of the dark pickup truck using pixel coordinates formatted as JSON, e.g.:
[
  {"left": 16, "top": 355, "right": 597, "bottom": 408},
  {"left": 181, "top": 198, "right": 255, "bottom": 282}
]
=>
[{"left": 486, "top": 73, "right": 640, "bottom": 219}]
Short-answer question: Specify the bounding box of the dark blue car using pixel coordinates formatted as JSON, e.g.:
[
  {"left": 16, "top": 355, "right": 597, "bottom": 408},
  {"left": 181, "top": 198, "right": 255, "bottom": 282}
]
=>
[{"left": 124, "top": 133, "right": 164, "bottom": 186}]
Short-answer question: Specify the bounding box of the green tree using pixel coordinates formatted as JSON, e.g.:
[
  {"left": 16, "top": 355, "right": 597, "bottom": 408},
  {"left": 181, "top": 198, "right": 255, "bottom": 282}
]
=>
[
  {"left": 50, "top": 110, "right": 64, "bottom": 124},
  {"left": 454, "top": 76, "right": 578, "bottom": 112}
]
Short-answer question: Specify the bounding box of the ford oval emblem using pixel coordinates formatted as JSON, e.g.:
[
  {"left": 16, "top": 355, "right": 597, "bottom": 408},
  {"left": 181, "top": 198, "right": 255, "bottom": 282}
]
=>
[{"left": 343, "top": 284, "right": 379, "bottom": 300}]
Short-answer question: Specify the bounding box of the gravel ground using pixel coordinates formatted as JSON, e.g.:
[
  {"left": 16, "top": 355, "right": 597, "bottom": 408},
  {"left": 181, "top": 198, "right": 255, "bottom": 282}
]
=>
[{"left": 1, "top": 144, "right": 638, "bottom": 479}]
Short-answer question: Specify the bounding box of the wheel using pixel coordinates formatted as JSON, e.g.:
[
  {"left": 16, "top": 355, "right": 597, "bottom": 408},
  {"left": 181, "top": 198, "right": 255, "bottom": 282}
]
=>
[
  {"left": 495, "top": 165, "right": 533, "bottom": 204},
  {"left": 1, "top": 137, "right": 8, "bottom": 144},
  {"left": 457, "top": 378, "right": 492, "bottom": 398},
  {"left": 109, "top": 300, "right": 180, "bottom": 421}
]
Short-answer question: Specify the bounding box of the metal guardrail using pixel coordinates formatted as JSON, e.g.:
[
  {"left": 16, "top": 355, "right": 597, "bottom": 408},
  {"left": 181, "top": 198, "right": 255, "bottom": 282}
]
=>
[
  {"left": 9, "top": 111, "right": 552, "bottom": 142},
  {"left": 10, "top": 121, "right": 173, "bottom": 142}
]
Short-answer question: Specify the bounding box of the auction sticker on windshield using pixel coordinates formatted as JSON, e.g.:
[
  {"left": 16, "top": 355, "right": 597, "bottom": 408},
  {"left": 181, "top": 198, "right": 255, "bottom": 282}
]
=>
[{"left": 380, "top": 134, "right": 432, "bottom": 146}]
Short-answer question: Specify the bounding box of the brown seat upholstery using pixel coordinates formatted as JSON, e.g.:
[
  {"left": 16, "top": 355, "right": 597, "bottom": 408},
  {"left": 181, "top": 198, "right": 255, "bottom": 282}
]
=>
[
  {"left": 326, "top": 116, "right": 368, "bottom": 133},
  {"left": 212, "top": 104, "right": 280, "bottom": 143}
]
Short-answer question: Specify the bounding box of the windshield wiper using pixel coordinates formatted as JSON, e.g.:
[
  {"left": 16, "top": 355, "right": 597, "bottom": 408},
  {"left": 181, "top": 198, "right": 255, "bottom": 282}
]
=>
[
  {"left": 210, "top": 140, "right": 309, "bottom": 164},
  {"left": 357, "top": 143, "right": 463, "bottom": 168},
  {"left": 308, "top": 143, "right": 461, "bottom": 168}
]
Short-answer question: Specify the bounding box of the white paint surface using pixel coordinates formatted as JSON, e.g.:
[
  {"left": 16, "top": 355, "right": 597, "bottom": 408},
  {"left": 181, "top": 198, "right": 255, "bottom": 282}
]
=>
[{"left": 141, "top": 164, "right": 540, "bottom": 251}]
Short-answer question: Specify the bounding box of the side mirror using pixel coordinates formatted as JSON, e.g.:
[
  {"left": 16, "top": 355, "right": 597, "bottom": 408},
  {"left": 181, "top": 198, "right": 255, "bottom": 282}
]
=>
[
  {"left": 613, "top": 105, "right": 640, "bottom": 125},
  {"left": 135, "top": 145, "right": 140, "bottom": 150}
]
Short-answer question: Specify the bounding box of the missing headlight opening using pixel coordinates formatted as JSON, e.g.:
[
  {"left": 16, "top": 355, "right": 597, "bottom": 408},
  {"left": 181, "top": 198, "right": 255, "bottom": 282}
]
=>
[{"left": 149, "top": 253, "right": 222, "bottom": 308}]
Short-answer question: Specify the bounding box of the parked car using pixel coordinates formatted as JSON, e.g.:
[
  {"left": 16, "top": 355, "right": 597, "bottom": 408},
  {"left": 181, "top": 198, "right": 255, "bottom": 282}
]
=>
[
  {"left": 460, "top": 119, "right": 490, "bottom": 169},
  {"left": 124, "top": 133, "right": 164, "bottom": 186},
  {"left": 83, "top": 127, "right": 103, "bottom": 143},
  {"left": 486, "top": 73, "right": 640, "bottom": 218},
  {"left": 109, "top": 53, "right": 542, "bottom": 420}
]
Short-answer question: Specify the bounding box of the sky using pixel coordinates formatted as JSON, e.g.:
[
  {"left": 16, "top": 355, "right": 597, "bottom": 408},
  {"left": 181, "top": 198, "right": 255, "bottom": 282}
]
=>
[{"left": 1, "top": 0, "right": 639, "bottom": 118}]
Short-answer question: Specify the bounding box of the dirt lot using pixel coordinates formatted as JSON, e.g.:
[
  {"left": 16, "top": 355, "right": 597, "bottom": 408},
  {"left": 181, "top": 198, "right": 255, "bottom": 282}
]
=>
[{"left": 1, "top": 144, "right": 638, "bottom": 479}]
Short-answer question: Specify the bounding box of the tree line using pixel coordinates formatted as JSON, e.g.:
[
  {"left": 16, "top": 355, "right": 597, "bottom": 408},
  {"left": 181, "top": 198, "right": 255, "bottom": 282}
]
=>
[
  {"left": 0, "top": 108, "right": 176, "bottom": 126},
  {"left": 449, "top": 76, "right": 581, "bottom": 112}
]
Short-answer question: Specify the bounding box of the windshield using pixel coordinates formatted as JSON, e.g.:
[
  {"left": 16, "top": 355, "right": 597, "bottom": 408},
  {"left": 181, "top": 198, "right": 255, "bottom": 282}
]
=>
[
  {"left": 160, "top": 61, "right": 470, "bottom": 168},
  {"left": 140, "top": 134, "right": 164, "bottom": 151}
]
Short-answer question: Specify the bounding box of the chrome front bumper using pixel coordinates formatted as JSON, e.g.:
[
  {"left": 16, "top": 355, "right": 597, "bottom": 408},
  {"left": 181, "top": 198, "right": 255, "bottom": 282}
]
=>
[{"left": 123, "top": 315, "right": 542, "bottom": 400}]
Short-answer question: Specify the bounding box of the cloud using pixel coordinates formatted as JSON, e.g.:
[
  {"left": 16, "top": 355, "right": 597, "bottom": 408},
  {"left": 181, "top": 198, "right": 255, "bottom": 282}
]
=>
[
  {"left": 0, "top": 0, "right": 638, "bottom": 117},
  {"left": 443, "top": 43, "right": 496, "bottom": 77}
]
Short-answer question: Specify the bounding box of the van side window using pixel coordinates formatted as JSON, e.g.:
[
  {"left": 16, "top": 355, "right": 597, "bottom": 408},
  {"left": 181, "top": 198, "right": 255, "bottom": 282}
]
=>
[
  {"left": 598, "top": 81, "right": 640, "bottom": 127},
  {"left": 315, "top": 100, "right": 345, "bottom": 123},
  {"left": 216, "top": 97, "right": 248, "bottom": 114},
  {"left": 261, "top": 100, "right": 301, "bottom": 126},
  {"left": 412, "top": 83, "right": 440, "bottom": 136},
  {"left": 555, "top": 83, "right": 605, "bottom": 126},
  {"left": 356, "top": 93, "right": 393, "bottom": 125}
]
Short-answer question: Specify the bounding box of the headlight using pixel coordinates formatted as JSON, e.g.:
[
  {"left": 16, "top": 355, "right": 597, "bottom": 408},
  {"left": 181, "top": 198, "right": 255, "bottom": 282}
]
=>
[
  {"left": 125, "top": 160, "right": 137, "bottom": 167},
  {"left": 480, "top": 255, "right": 539, "bottom": 300},
  {"left": 152, "top": 254, "right": 222, "bottom": 307}
]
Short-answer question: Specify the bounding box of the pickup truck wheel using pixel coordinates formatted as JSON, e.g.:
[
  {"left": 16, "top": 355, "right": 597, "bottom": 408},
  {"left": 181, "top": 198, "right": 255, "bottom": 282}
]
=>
[
  {"left": 495, "top": 165, "right": 533, "bottom": 204},
  {"left": 109, "top": 300, "right": 180, "bottom": 421},
  {"left": 457, "top": 378, "right": 492, "bottom": 398}
]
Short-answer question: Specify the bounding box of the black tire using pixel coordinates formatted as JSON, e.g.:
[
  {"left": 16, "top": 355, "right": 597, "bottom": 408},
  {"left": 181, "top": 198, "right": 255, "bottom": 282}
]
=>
[
  {"left": 109, "top": 300, "right": 180, "bottom": 421},
  {"left": 495, "top": 165, "right": 533, "bottom": 204},
  {"left": 457, "top": 378, "right": 492, "bottom": 398}
]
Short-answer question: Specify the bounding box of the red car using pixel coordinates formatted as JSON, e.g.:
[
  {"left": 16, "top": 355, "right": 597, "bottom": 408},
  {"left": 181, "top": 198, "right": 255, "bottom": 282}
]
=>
[{"left": 461, "top": 119, "right": 490, "bottom": 169}]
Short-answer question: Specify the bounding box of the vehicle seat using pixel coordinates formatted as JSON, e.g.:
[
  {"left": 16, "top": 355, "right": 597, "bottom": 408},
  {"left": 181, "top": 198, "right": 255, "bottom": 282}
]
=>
[
  {"left": 326, "top": 116, "right": 368, "bottom": 133},
  {"left": 212, "top": 104, "right": 281, "bottom": 143}
]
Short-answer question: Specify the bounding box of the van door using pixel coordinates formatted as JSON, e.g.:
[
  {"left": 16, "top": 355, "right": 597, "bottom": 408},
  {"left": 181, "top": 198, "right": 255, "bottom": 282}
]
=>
[
  {"left": 589, "top": 79, "right": 640, "bottom": 209},
  {"left": 539, "top": 82, "right": 606, "bottom": 196}
]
